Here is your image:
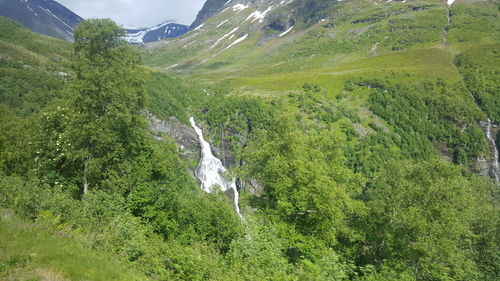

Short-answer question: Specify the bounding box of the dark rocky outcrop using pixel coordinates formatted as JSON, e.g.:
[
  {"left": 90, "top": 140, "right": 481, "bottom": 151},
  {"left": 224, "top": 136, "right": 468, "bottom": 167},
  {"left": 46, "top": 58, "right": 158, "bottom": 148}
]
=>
[
  {"left": 190, "top": 0, "right": 229, "bottom": 29},
  {"left": 145, "top": 113, "right": 200, "bottom": 160}
]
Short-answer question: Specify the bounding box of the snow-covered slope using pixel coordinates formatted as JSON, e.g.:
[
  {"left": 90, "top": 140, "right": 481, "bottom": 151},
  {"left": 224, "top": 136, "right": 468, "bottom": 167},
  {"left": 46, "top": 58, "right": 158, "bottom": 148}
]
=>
[
  {"left": 125, "top": 22, "right": 190, "bottom": 44},
  {"left": 0, "top": 0, "right": 83, "bottom": 41}
]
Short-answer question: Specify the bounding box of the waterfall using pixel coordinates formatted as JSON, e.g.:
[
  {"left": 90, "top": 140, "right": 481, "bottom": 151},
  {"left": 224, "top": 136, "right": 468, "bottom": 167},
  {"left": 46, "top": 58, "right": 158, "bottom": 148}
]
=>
[
  {"left": 486, "top": 119, "right": 500, "bottom": 183},
  {"left": 189, "top": 117, "right": 243, "bottom": 218}
]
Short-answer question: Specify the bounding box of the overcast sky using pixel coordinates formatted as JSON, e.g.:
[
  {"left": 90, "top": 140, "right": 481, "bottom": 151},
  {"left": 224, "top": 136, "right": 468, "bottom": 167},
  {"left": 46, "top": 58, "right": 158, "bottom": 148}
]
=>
[{"left": 57, "top": 0, "right": 206, "bottom": 27}]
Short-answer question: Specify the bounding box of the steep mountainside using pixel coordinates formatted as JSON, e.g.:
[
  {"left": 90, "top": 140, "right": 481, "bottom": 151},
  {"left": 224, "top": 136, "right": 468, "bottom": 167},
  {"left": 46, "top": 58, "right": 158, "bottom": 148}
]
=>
[
  {"left": 0, "top": 16, "right": 72, "bottom": 116},
  {"left": 0, "top": 0, "right": 83, "bottom": 41},
  {"left": 190, "top": 0, "right": 230, "bottom": 29},
  {"left": 143, "top": 0, "right": 499, "bottom": 177}
]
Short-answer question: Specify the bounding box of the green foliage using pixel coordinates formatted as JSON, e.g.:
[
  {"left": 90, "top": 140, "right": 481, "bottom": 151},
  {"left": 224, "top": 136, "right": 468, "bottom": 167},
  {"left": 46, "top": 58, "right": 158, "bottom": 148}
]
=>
[
  {"left": 353, "top": 77, "right": 486, "bottom": 163},
  {"left": 0, "top": 106, "right": 34, "bottom": 175},
  {"left": 128, "top": 178, "right": 242, "bottom": 253},
  {"left": 226, "top": 218, "right": 292, "bottom": 279},
  {"left": 455, "top": 44, "right": 500, "bottom": 122},
  {"left": 358, "top": 159, "right": 499, "bottom": 281},
  {"left": 243, "top": 112, "right": 364, "bottom": 249},
  {"left": 63, "top": 19, "right": 149, "bottom": 193},
  {"left": 0, "top": 18, "right": 72, "bottom": 118},
  {"left": 354, "top": 266, "right": 415, "bottom": 281},
  {"left": 0, "top": 17, "right": 72, "bottom": 60},
  {"left": 195, "top": 93, "right": 274, "bottom": 158},
  {"left": 0, "top": 58, "right": 66, "bottom": 116},
  {"left": 145, "top": 71, "right": 202, "bottom": 122},
  {"left": 1, "top": 1, "right": 499, "bottom": 280},
  {"left": 448, "top": 3, "right": 500, "bottom": 45},
  {"left": 0, "top": 212, "right": 148, "bottom": 281}
]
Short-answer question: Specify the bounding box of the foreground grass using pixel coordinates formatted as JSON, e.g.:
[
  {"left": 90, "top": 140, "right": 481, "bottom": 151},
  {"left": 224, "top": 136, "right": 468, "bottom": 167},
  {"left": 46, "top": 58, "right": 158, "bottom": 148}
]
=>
[{"left": 0, "top": 210, "right": 148, "bottom": 281}]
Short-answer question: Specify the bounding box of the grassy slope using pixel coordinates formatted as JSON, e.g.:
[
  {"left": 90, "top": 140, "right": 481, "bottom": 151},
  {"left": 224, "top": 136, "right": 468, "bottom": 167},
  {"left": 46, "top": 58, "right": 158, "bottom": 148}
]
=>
[
  {"left": 0, "top": 17, "right": 73, "bottom": 116},
  {"left": 142, "top": 0, "right": 498, "bottom": 93},
  {"left": 0, "top": 211, "right": 147, "bottom": 281},
  {"left": 0, "top": 17, "right": 72, "bottom": 65},
  {"left": 141, "top": 0, "right": 498, "bottom": 166}
]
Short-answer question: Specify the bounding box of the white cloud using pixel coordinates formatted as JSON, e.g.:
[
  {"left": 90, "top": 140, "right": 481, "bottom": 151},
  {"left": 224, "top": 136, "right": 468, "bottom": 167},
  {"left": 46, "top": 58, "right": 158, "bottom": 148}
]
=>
[{"left": 57, "top": 0, "right": 206, "bottom": 27}]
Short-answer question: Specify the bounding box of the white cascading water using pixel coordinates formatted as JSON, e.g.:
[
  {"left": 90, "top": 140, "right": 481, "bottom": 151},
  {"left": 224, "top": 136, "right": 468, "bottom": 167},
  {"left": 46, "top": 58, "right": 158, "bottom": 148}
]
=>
[
  {"left": 486, "top": 118, "right": 500, "bottom": 183},
  {"left": 189, "top": 117, "right": 243, "bottom": 218}
]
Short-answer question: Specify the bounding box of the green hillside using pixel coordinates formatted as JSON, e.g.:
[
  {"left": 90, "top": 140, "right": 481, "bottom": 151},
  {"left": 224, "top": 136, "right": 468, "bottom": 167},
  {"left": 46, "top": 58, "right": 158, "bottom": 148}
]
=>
[
  {"left": 1, "top": 0, "right": 499, "bottom": 280},
  {"left": 142, "top": 0, "right": 498, "bottom": 164},
  {"left": 0, "top": 211, "right": 147, "bottom": 281}
]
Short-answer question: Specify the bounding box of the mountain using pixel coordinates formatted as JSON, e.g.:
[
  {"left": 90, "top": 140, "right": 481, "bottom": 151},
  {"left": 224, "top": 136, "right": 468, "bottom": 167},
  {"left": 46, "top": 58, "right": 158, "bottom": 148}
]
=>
[
  {"left": 143, "top": 0, "right": 499, "bottom": 176},
  {"left": 0, "top": 0, "right": 189, "bottom": 43},
  {"left": 0, "top": 0, "right": 83, "bottom": 41},
  {"left": 125, "top": 22, "right": 190, "bottom": 44},
  {"left": 1, "top": 1, "right": 500, "bottom": 280},
  {"left": 190, "top": 0, "right": 229, "bottom": 29}
]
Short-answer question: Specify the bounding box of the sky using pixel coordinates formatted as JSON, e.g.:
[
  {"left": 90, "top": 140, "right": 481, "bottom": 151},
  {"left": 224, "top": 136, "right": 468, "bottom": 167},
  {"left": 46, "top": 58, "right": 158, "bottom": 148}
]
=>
[{"left": 57, "top": 0, "right": 206, "bottom": 27}]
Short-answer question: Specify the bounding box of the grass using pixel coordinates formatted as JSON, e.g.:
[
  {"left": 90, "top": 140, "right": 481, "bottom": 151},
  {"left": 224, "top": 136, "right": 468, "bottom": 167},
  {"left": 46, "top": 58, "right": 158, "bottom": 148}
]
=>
[
  {"left": 0, "top": 210, "right": 148, "bottom": 281},
  {"left": 140, "top": 0, "right": 498, "bottom": 98},
  {"left": 223, "top": 47, "right": 461, "bottom": 95}
]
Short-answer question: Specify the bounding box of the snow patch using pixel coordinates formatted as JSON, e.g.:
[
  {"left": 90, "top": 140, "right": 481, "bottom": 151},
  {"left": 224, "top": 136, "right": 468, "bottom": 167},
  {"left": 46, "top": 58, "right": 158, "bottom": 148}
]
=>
[
  {"left": 210, "top": 26, "right": 239, "bottom": 49},
  {"left": 279, "top": 26, "right": 294, "bottom": 37},
  {"left": 245, "top": 5, "right": 274, "bottom": 23},
  {"left": 224, "top": 34, "right": 248, "bottom": 51},
  {"left": 165, "top": 64, "right": 179, "bottom": 69},
  {"left": 447, "top": 0, "right": 455, "bottom": 5},
  {"left": 233, "top": 4, "right": 249, "bottom": 13},
  {"left": 216, "top": 19, "right": 230, "bottom": 28}
]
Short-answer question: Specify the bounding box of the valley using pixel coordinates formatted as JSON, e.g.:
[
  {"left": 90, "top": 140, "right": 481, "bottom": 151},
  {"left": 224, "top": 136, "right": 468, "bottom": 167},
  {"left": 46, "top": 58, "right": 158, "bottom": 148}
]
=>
[{"left": 0, "top": 0, "right": 499, "bottom": 280}]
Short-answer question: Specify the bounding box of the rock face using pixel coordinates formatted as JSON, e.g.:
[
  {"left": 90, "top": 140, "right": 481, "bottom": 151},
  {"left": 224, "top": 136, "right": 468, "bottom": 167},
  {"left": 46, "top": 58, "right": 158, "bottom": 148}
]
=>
[
  {"left": 146, "top": 113, "right": 200, "bottom": 159},
  {"left": 478, "top": 119, "right": 500, "bottom": 181},
  {"left": 474, "top": 156, "right": 490, "bottom": 177},
  {"left": 0, "top": 0, "right": 83, "bottom": 41},
  {"left": 146, "top": 112, "right": 263, "bottom": 196},
  {"left": 190, "top": 0, "right": 229, "bottom": 29}
]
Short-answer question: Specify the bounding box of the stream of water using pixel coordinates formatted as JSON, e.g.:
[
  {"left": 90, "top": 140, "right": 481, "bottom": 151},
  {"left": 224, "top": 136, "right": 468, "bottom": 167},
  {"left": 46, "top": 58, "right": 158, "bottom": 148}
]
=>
[
  {"left": 486, "top": 118, "right": 500, "bottom": 183},
  {"left": 189, "top": 117, "right": 243, "bottom": 218}
]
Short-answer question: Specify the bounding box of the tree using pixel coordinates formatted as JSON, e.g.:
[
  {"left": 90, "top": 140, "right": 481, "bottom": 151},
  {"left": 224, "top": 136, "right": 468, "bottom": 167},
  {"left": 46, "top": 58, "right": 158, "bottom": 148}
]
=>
[
  {"left": 243, "top": 113, "right": 365, "bottom": 254},
  {"left": 359, "top": 159, "right": 498, "bottom": 281},
  {"left": 64, "top": 19, "right": 148, "bottom": 194}
]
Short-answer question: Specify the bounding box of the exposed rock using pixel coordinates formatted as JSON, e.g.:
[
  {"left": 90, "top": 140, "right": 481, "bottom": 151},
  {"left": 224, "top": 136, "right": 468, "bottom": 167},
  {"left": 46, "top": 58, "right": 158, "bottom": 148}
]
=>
[
  {"left": 352, "top": 122, "right": 370, "bottom": 138},
  {"left": 190, "top": 0, "right": 229, "bottom": 29},
  {"left": 474, "top": 156, "right": 490, "bottom": 177},
  {"left": 478, "top": 119, "right": 500, "bottom": 181},
  {"left": 240, "top": 178, "right": 264, "bottom": 196},
  {"left": 145, "top": 112, "right": 200, "bottom": 159}
]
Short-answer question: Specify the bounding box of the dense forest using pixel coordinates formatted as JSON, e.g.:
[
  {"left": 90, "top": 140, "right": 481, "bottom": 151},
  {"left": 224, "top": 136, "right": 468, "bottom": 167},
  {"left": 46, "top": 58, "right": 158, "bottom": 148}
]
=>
[{"left": 0, "top": 0, "right": 499, "bottom": 280}]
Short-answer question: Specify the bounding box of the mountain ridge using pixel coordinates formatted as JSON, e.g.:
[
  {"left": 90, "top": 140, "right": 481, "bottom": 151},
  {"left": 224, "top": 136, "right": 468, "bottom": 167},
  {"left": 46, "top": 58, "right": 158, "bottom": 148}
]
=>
[{"left": 0, "top": 0, "right": 190, "bottom": 43}]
